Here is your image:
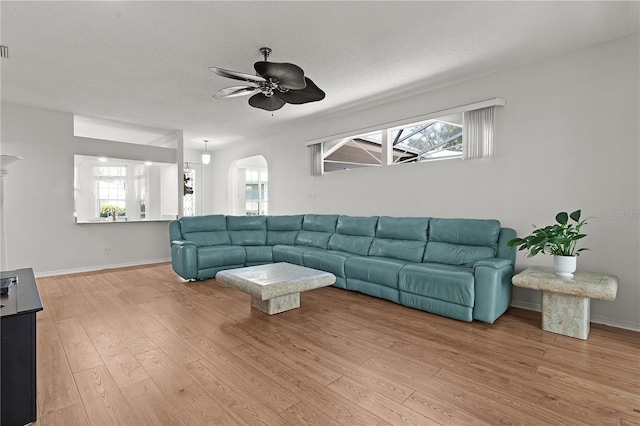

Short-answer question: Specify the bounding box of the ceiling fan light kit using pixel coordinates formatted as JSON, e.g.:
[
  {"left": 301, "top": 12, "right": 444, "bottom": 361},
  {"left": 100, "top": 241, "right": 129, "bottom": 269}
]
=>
[{"left": 210, "top": 47, "right": 325, "bottom": 111}]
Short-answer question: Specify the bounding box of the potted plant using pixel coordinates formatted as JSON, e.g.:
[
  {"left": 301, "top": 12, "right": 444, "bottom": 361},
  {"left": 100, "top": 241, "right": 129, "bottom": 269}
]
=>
[{"left": 507, "top": 210, "right": 589, "bottom": 277}]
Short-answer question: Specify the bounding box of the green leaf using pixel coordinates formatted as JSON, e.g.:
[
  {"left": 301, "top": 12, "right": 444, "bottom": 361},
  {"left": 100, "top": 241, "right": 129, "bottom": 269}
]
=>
[
  {"left": 506, "top": 238, "right": 524, "bottom": 247},
  {"left": 569, "top": 209, "right": 581, "bottom": 222},
  {"left": 576, "top": 248, "right": 590, "bottom": 253},
  {"left": 556, "top": 212, "right": 568, "bottom": 225}
]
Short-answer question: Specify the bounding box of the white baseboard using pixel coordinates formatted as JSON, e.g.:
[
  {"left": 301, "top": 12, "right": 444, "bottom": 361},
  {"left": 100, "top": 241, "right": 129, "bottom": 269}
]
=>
[
  {"left": 34, "top": 258, "right": 171, "bottom": 278},
  {"left": 510, "top": 301, "right": 640, "bottom": 332}
]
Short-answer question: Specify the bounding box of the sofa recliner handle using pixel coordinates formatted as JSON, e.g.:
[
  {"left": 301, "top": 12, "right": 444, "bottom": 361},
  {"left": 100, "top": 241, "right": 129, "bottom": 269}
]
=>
[{"left": 171, "top": 240, "right": 197, "bottom": 247}]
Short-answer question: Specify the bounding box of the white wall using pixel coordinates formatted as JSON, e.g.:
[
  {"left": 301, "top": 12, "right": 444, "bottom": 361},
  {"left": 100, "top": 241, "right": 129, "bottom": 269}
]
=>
[
  {"left": 207, "top": 35, "right": 640, "bottom": 330},
  {"left": 1, "top": 104, "right": 177, "bottom": 275},
  {"left": 160, "top": 163, "right": 178, "bottom": 218}
]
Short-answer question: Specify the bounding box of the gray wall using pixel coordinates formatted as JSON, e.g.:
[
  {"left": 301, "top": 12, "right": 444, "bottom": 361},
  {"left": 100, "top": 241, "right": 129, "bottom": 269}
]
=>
[
  {"left": 206, "top": 35, "right": 640, "bottom": 330},
  {"left": 1, "top": 104, "right": 175, "bottom": 275}
]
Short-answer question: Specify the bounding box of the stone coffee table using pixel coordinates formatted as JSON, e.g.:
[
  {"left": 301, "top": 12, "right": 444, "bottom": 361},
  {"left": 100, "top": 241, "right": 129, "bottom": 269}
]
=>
[
  {"left": 215, "top": 262, "right": 336, "bottom": 315},
  {"left": 512, "top": 266, "right": 618, "bottom": 340}
]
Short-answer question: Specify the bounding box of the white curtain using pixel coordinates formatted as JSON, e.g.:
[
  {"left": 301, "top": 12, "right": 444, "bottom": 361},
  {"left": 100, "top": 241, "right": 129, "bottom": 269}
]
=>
[
  {"left": 463, "top": 106, "right": 495, "bottom": 160},
  {"left": 309, "top": 143, "right": 324, "bottom": 176}
]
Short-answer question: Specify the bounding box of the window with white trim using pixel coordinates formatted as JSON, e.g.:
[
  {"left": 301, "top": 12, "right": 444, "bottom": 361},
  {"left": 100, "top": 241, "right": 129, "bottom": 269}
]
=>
[
  {"left": 390, "top": 115, "right": 462, "bottom": 165},
  {"left": 245, "top": 169, "right": 268, "bottom": 216},
  {"left": 96, "top": 166, "right": 127, "bottom": 217},
  {"left": 323, "top": 131, "right": 382, "bottom": 172}
]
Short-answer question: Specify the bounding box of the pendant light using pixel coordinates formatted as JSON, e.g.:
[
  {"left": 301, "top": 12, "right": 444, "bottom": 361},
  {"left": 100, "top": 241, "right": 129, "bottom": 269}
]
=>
[{"left": 201, "top": 140, "right": 211, "bottom": 165}]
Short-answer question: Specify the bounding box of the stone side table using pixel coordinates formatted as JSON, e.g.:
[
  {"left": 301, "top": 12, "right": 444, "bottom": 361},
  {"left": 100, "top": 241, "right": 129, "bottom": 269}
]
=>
[{"left": 512, "top": 266, "right": 618, "bottom": 340}]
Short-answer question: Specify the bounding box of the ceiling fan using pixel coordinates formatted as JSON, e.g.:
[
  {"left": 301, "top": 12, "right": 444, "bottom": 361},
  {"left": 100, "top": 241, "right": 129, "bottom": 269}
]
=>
[{"left": 209, "top": 47, "right": 325, "bottom": 111}]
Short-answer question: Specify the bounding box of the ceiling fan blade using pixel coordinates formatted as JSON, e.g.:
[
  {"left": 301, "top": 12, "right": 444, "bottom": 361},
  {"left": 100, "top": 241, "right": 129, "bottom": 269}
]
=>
[
  {"left": 254, "top": 61, "right": 306, "bottom": 90},
  {"left": 213, "top": 85, "right": 258, "bottom": 99},
  {"left": 279, "top": 78, "right": 325, "bottom": 104},
  {"left": 248, "top": 93, "right": 286, "bottom": 111},
  {"left": 209, "top": 67, "right": 266, "bottom": 84}
]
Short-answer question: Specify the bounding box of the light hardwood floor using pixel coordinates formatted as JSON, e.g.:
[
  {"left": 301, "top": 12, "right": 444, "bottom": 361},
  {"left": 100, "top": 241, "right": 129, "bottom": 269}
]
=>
[{"left": 32, "top": 263, "right": 639, "bottom": 425}]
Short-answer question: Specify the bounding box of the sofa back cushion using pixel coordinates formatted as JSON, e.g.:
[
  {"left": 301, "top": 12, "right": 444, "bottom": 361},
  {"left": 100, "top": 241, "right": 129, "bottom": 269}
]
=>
[
  {"left": 267, "top": 215, "right": 303, "bottom": 246},
  {"left": 302, "top": 214, "right": 339, "bottom": 232},
  {"left": 180, "top": 215, "right": 227, "bottom": 233},
  {"left": 227, "top": 216, "right": 267, "bottom": 246},
  {"left": 180, "top": 215, "right": 231, "bottom": 247},
  {"left": 328, "top": 215, "right": 378, "bottom": 255},
  {"left": 424, "top": 218, "right": 501, "bottom": 267},
  {"left": 267, "top": 215, "right": 304, "bottom": 231},
  {"left": 295, "top": 230, "right": 332, "bottom": 249},
  {"left": 335, "top": 215, "right": 378, "bottom": 237},
  {"left": 295, "top": 214, "right": 339, "bottom": 249},
  {"left": 370, "top": 216, "right": 430, "bottom": 262}
]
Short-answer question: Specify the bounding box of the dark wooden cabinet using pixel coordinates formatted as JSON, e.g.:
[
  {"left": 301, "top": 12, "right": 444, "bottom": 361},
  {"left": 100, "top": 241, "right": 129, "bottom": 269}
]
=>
[{"left": 1, "top": 268, "right": 43, "bottom": 426}]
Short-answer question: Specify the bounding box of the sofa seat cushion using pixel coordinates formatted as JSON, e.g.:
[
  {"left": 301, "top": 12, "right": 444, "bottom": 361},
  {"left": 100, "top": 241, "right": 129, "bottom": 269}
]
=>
[
  {"left": 399, "top": 263, "right": 475, "bottom": 307},
  {"left": 197, "top": 246, "right": 246, "bottom": 269},
  {"left": 302, "top": 249, "right": 352, "bottom": 278},
  {"left": 345, "top": 256, "right": 411, "bottom": 289}
]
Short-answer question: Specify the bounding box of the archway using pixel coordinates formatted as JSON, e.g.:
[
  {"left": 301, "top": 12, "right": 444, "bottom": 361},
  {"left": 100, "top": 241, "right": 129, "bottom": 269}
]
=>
[{"left": 228, "top": 155, "right": 268, "bottom": 215}]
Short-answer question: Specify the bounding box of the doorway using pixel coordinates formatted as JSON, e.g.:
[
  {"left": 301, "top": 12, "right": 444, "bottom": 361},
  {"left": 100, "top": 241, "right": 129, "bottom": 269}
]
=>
[{"left": 229, "top": 155, "right": 268, "bottom": 215}]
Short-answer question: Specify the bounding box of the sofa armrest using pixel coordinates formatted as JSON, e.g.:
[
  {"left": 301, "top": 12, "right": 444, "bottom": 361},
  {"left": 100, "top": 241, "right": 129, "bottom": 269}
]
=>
[
  {"left": 474, "top": 258, "right": 513, "bottom": 270},
  {"left": 473, "top": 258, "right": 514, "bottom": 324},
  {"left": 171, "top": 241, "right": 198, "bottom": 280},
  {"left": 169, "top": 220, "right": 183, "bottom": 245}
]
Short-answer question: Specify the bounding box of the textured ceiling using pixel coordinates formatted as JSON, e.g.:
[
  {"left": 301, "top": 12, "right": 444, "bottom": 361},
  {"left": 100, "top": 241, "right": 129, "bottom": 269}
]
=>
[{"left": 1, "top": 1, "right": 638, "bottom": 151}]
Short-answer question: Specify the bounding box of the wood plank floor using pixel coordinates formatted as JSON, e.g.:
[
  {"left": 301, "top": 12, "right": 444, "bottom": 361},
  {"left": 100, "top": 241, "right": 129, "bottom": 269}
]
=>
[{"left": 31, "top": 263, "right": 639, "bottom": 425}]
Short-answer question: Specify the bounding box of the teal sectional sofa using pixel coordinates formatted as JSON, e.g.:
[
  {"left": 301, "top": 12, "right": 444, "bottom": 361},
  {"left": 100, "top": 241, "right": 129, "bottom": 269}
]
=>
[{"left": 169, "top": 214, "right": 516, "bottom": 323}]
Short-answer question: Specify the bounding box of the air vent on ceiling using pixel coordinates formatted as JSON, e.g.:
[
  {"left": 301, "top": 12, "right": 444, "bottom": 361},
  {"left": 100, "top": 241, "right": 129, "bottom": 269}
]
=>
[{"left": 0, "top": 45, "right": 8, "bottom": 59}]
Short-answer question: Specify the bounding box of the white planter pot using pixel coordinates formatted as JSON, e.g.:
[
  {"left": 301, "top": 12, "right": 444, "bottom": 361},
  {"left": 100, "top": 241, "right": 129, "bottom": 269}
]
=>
[{"left": 553, "top": 255, "right": 576, "bottom": 277}]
